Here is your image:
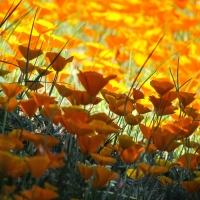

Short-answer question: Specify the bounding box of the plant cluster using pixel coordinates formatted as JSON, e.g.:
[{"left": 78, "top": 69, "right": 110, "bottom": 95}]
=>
[{"left": 0, "top": 0, "right": 200, "bottom": 199}]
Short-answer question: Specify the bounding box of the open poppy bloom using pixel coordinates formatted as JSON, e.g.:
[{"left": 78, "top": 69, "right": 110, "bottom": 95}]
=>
[
  {"left": 19, "top": 98, "right": 39, "bottom": 117},
  {"left": 150, "top": 80, "right": 174, "bottom": 96},
  {"left": 177, "top": 92, "right": 196, "bottom": 107},
  {"left": 61, "top": 106, "right": 94, "bottom": 135},
  {"left": 9, "top": 129, "right": 60, "bottom": 148},
  {"left": 118, "top": 143, "right": 144, "bottom": 164},
  {"left": 175, "top": 153, "right": 200, "bottom": 171},
  {"left": 139, "top": 124, "right": 151, "bottom": 140},
  {"left": 118, "top": 135, "right": 135, "bottom": 149},
  {"left": 18, "top": 45, "right": 43, "bottom": 60},
  {"left": 135, "top": 103, "right": 151, "bottom": 114},
  {"left": 149, "top": 96, "right": 172, "bottom": 110},
  {"left": 137, "top": 163, "right": 169, "bottom": 177},
  {"left": 159, "top": 176, "right": 173, "bottom": 188},
  {"left": 91, "top": 153, "right": 116, "bottom": 165},
  {"left": 172, "top": 117, "right": 199, "bottom": 139},
  {"left": 16, "top": 59, "right": 35, "bottom": 74},
  {"left": 30, "top": 92, "right": 56, "bottom": 106},
  {"left": 154, "top": 158, "right": 175, "bottom": 169},
  {"left": 90, "top": 165, "right": 119, "bottom": 188},
  {"left": 0, "top": 151, "right": 27, "bottom": 179},
  {"left": 46, "top": 52, "right": 74, "bottom": 72},
  {"left": 55, "top": 84, "right": 73, "bottom": 98},
  {"left": 25, "top": 155, "right": 50, "bottom": 178},
  {"left": 127, "top": 168, "right": 144, "bottom": 180},
  {"left": 77, "top": 163, "right": 96, "bottom": 180},
  {"left": 105, "top": 94, "right": 134, "bottom": 116},
  {"left": 20, "top": 185, "right": 59, "bottom": 200},
  {"left": 40, "top": 104, "right": 62, "bottom": 125},
  {"left": 132, "top": 88, "right": 144, "bottom": 100},
  {"left": 77, "top": 134, "right": 107, "bottom": 156},
  {"left": 125, "top": 114, "right": 144, "bottom": 126},
  {"left": 181, "top": 180, "right": 200, "bottom": 193},
  {"left": 0, "top": 82, "right": 26, "bottom": 98},
  {"left": 77, "top": 70, "right": 116, "bottom": 97},
  {"left": 0, "top": 96, "right": 18, "bottom": 112},
  {"left": 72, "top": 90, "right": 102, "bottom": 105},
  {"left": 89, "top": 120, "right": 120, "bottom": 135},
  {"left": 151, "top": 128, "right": 182, "bottom": 152}
]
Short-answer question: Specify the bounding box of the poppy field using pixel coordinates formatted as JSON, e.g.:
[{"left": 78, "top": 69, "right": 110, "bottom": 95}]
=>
[{"left": 1, "top": 0, "right": 200, "bottom": 199}]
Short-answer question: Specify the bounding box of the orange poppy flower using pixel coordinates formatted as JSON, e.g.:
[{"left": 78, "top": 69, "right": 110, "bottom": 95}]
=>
[
  {"left": 34, "top": 19, "right": 56, "bottom": 34},
  {"left": 55, "top": 83, "right": 73, "bottom": 98},
  {"left": 127, "top": 168, "right": 144, "bottom": 180},
  {"left": 125, "top": 114, "right": 144, "bottom": 126},
  {"left": 30, "top": 92, "right": 56, "bottom": 106},
  {"left": 132, "top": 88, "right": 145, "bottom": 100},
  {"left": 150, "top": 80, "right": 174, "bottom": 96},
  {"left": 87, "top": 112, "right": 120, "bottom": 129},
  {"left": 177, "top": 92, "right": 196, "bottom": 107},
  {"left": 20, "top": 185, "right": 59, "bottom": 200},
  {"left": 118, "top": 144, "right": 144, "bottom": 164},
  {"left": 25, "top": 155, "right": 50, "bottom": 178},
  {"left": 174, "top": 0, "right": 189, "bottom": 9},
  {"left": 72, "top": 90, "right": 102, "bottom": 105},
  {"left": 0, "top": 96, "right": 18, "bottom": 112},
  {"left": 151, "top": 128, "right": 182, "bottom": 152},
  {"left": 9, "top": 129, "right": 60, "bottom": 148},
  {"left": 137, "top": 163, "right": 169, "bottom": 177},
  {"left": 0, "top": 151, "right": 27, "bottom": 179},
  {"left": 90, "top": 166, "right": 119, "bottom": 188},
  {"left": 61, "top": 106, "right": 94, "bottom": 135},
  {"left": 18, "top": 45, "right": 43, "bottom": 60},
  {"left": 16, "top": 59, "right": 35, "bottom": 74},
  {"left": 40, "top": 104, "right": 62, "bottom": 125},
  {"left": 46, "top": 52, "right": 74, "bottom": 72},
  {"left": 34, "top": 66, "right": 53, "bottom": 76},
  {"left": 26, "top": 81, "right": 44, "bottom": 91},
  {"left": 135, "top": 103, "right": 151, "bottom": 114},
  {"left": 100, "top": 147, "right": 113, "bottom": 157},
  {"left": 89, "top": 120, "right": 119, "bottom": 135},
  {"left": 77, "top": 163, "right": 96, "bottom": 180},
  {"left": 154, "top": 159, "right": 175, "bottom": 169},
  {"left": 0, "top": 135, "right": 23, "bottom": 151},
  {"left": 18, "top": 98, "right": 39, "bottom": 117},
  {"left": 173, "top": 117, "right": 199, "bottom": 139},
  {"left": 91, "top": 153, "right": 116, "bottom": 165},
  {"left": 105, "top": 94, "right": 134, "bottom": 116},
  {"left": 149, "top": 96, "right": 172, "bottom": 109},
  {"left": 118, "top": 135, "right": 135, "bottom": 149},
  {"left": 77, "top": 134, "right": 107, "bottom": 156},
  {"left": 0, "top": 82, "right": 26, "bottom": 98},
  {"left": 156, "top": 105, "right": 178, "bottom": 116},
  {"left": 159, "top": 176, "right": 173, "bottom": 188},
  {"left": 175, "top": 153, "right": 200, "bottom": 171},
  {"left": 77, "top": 70, "right": 116, "bottom": 96},
  {"left": 143, "top": 143, "right": 157, "bottom": 154},
  {"left": 181, "top": 180, "right": 200, "bottom": 193},
  {"left": 139, "top": 124, "right": 151, "bottom": 140}
]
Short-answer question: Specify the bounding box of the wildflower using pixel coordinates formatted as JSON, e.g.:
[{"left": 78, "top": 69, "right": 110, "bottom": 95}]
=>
[
  {"left": 77, "top": 134, "right": 106, "bottom": 156},
  {"left": 46, "top": 52, "right": 74, "bottom": 72},
  {"left": 91, "top": 153, "right": 116, "bottom": 165},
  {"left": 150, "top": 80, "right": 174, "bottom": 96},
  {"left": 118, "top": 144, "right": 144, "bottom": 164},
  {"left": 127, "top": 168, "right": 144, "bottom": 180},
  {"left": 77, "top": 70, "right": 116, "bottom": 97},
  {"left": 137, "top": 163, "right": 169, "bottom": 177},
  {"left": 20, "top": 185, "right": 59, "bottom": 200}
]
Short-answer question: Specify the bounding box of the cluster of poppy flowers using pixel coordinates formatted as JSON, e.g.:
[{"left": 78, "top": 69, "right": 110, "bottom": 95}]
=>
[{"left": 0, "top": 0, "right": 200, "bottom": 199}]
